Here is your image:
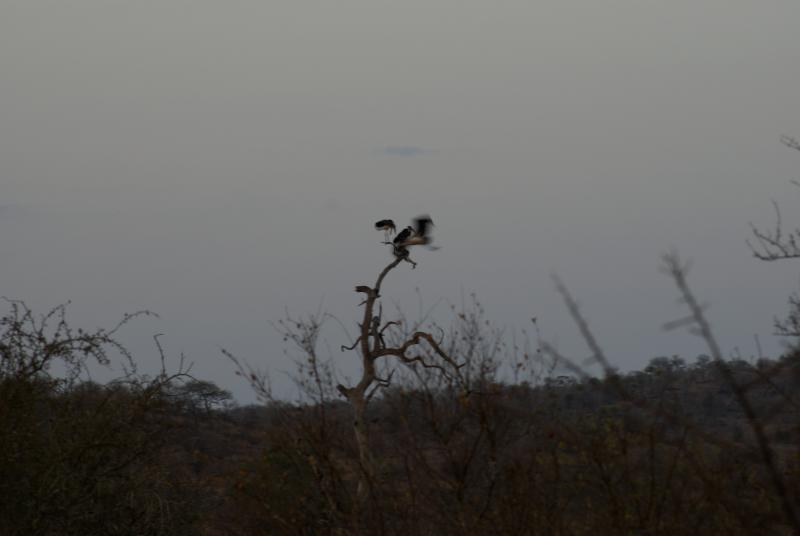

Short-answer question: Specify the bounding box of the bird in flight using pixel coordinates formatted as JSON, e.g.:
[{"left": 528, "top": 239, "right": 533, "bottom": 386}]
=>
[{"left": 377, "top": 215, "right": 437, "bottom": 268}]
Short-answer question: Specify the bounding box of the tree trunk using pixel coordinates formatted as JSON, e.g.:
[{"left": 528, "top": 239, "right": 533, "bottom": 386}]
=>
[{"left": 351, "top": 394, "right": 376, "bottom": 502}]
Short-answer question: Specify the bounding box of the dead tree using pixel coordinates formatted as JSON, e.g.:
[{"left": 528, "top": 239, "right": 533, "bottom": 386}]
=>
[{"left": 337, "top": 256, "right": 463, "bottom": 500}]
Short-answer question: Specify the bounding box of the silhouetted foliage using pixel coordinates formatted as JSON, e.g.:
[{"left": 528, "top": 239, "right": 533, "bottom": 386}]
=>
[
  {"left": 3, "top": 297, "right": 798, "bottom": 534},
  {"left": 0, "top": 301, "right": 197, "bottom": 535}
]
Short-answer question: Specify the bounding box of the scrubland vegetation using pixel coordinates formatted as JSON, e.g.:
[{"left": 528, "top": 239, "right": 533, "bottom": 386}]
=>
[
  {"left": 3, "top": 140, "right": 800, "bottom": 535},
  {"left": 2, "top": 293, "right": 799, "bottom": 535}
]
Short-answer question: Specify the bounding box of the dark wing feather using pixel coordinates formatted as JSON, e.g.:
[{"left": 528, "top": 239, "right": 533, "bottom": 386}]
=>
[{"left": 413, "top": 215, "right": 433, "bottom": 237}]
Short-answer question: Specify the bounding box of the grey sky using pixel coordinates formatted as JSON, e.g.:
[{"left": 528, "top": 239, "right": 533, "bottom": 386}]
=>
[{"left": 2, "top": 1, "right": 800, "bottom": 401}]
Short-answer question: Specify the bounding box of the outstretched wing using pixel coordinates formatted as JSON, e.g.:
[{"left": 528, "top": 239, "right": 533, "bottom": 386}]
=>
[{"left": 413, "top": 215, "right": 433, "bottom": 237}]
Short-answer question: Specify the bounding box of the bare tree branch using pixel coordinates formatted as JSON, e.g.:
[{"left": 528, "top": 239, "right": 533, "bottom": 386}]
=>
[{"left": 661, "top": 252, "right": 800, "bottom": 532}]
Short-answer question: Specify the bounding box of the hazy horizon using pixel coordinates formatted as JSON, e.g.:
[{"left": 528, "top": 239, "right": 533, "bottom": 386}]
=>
[{"left": 3, "top": 1, "right": 800, "bottom": 402}]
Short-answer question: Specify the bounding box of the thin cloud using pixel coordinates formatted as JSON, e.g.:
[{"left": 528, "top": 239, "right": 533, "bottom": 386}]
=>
[{"left": 380, "top": 146, "right": 431, "bottom": 157}]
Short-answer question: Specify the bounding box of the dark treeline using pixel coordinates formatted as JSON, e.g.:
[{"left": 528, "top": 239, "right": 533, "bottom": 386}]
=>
[{"left": 1, "top": 294, "right": 799, "bottom": 535}]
